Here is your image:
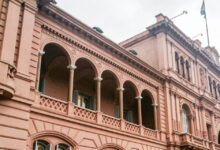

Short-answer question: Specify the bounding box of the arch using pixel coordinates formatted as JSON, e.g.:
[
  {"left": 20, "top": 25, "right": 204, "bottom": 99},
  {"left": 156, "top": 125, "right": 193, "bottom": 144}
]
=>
[
  {"left": 73, "top": 58, "right": 97, "bottom": 110},
  {"left": 31, "top": 131, "right": 77, "bottom": 150},
  {"left": 181, "top": 104, "right": 192, "bottom": 133},
  {"left": 98, "top": 144, "right": 125, "bottom": 150},
  {"left": 175, "top": 52, "right": 180, "bottom": 73},
  {"left": 180, "top": 56, "right": 185, "bottom": 78},
  {"left": 185, "top": 60, "right": 190, "bottom": 81},
  {"left": 208, "top": 76, "right": 212, "bottom": 94},
  {"left": 141, "top": 90, "right": 155, "bottom": 130},
  {"left": 39, "top": 43, "right": 70, "bottom": 101},
  {"left": 123, "top": 80, "right": 138, "bottom": 124},
  {"left": 101, "top": 70, "right": 120, "bottom": 117},
  {"left": 213, "top": 80, "right": 218, "bottom": 99},
  {"left": 40, "top": 39, "right": 73, "bottom": 64}
]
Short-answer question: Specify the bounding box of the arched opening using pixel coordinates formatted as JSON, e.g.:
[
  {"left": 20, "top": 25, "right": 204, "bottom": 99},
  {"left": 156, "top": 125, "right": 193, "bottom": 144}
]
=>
[
  {"left": 185, "top": 60, "right": 190, "bottom": 81},
  {"left": 33, "top": 140, "right": 51, "bottom": 150},
  {"left": 73, "top": 58, "right": 97, "bottom": 110},
  {"left": 213, "top": 80, "right": 218, "bottom": 99},
  {"left": 39, "top": 43, "right": 69, "bottom": 100},
  {"left": 175, "top": 52, "right": 179, "bottom": 73},
  {"left": 123, "top": 81, "right": 138, "bottom": 124},
  {"left": 180, "top": 56, "right": 185, "bottom": 78},
  {"left": 182, "top": 104, "right": 192, "bottom": 133},
  {"left": 55, "top": 143, "right": 70, "bottom": 150},
  {"left": 101, "top": 70, "right": 119, "bottom": 117},
  {"left": 218, "top": 131, "right": 220, "bottom": 144},
  {"left": 218, "top": 84, "right": 220, "bottom": 99},
  {"left": 141, "top": 90, "right": 155, "bottom": 130},
  {"left": 209, "top": 77, "right": 212, "bottom": 94}
]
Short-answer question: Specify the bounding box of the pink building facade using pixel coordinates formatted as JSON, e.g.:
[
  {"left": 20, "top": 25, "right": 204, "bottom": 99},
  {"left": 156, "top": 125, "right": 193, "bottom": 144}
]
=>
[{"left": 0, "top": 0, "right": 220, "bottom": 150}]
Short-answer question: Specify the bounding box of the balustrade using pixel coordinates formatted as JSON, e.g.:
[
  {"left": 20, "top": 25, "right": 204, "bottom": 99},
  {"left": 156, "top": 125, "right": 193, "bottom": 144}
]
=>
[{"left": 37, "top": 93, "right": 161, "bottom": 140}]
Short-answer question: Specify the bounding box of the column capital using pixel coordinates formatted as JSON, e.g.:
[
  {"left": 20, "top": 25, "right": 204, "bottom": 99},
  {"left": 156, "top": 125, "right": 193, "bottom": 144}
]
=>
[
  {"left": 67, "top": 65, "right": 77, "bottom": 70},
  {"left": 94, "top": 77, "right": 103, "bottom": 81},
  {"left": 39, "top": 50, "right": 45, "bottom": 56},
  {"left": 135, "top": 96, "right": 143, "bottom": 100},
  {"left": 117, "top": 87, "right": 125, "bottom": 91},
  {"left": 152, "top": 104, "right": 158, "bottom": 107}
]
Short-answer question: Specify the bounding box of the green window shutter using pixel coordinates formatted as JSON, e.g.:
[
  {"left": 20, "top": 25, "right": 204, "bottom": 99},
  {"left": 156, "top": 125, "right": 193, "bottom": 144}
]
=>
[
  {"left": 115, "top": 105, "right": 119, "bottom": 118},
  {"left": 39, "top": 78, "right": 46, "bottom": 93},
  {"left": 67, "top": 147, "right": 72, "bottom": 150},
  {"left": 88, "top": 96, "right": 95, "bottom": 110},
  {"left": 182, "top": 109, "right": 188, "bottom": 133},
  {"left": 46, "top": 143, "right": 51, "bottom": 150},
  {"left": 127, "top": 110, "right": 133, "bottom": 122},
  {"left": 73, "top": 90, "right": 78, "bottom": 105}
]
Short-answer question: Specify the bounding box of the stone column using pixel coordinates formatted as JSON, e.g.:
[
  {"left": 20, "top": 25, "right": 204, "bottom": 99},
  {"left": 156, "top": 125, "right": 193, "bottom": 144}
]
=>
[
  {"left": 152, "top": 103, "right": 158, "bottom": 130},
  {"left": 136, "top": 96, "right": 143, "bottom": 125},
  {"left": 117, "top": 87, "right": 124, "bottom": 119},
  {"left": 189, "top": 115, "right": 195, "bottom": 135},
  {"left": 94, "top": 77, "right": 103, "bottom": 112},
  {"left": 200, "top": 106, "right": 207, "bottom": 139},
  {"left": 67, "top": 65, "right": 77, "bottom": 102},
  {"left": 36, "top": 50, "right": 45, "bottom": 91}
]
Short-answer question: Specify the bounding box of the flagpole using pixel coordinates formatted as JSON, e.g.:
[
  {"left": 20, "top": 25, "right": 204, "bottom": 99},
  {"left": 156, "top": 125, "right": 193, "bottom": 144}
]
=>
[{"left": 204, "top": 0, "right": 210, "bottom": 46}]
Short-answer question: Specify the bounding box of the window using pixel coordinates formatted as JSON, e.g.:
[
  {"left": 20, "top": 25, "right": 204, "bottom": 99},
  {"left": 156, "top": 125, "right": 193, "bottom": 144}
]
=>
[
  {"left": 209, "top": 77, "right": 212, "bottom": 94},
  {"left": 33, "top": 140, "right": 51, "bottom": 150},
  {"left": 182, "top": 108, "right": 189, "bottom": 133},
  {"left": 180, "top": 56, "right": 185, "bottom": 78},
  {"left": 207, "top": 124, "right": 212, "bottom": 141},
  {"left": 175, "top": 52, "right": 180, "bottom": 73},
  {"left": 213, "top": 81, "right": 218, "bottom": 99},
  {"left": 218, "top": 84, "right": 220, "bottom": 99},
  {"left": 73, "top": 90, "right": 95, "bottom": 110},
  {"left": 124, "top": 109, "right": 133, "bottom": 122},
  {"left": 185, "top": 60, "right": 190, "bottom": 81},
  {"left": 182, "top": 105, "right": 191, "bottom": 133},
  {"left": 218, "top": 132, "right": 220, "bottom": 144},
  {"left": 55, "top": 144, "right": 71, "bottom": 150}
]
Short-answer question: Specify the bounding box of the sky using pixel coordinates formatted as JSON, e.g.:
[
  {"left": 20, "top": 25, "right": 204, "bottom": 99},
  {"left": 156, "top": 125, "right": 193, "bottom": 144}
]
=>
[{"left": 57, "top": 0, "right": 220, "bottom": 54}]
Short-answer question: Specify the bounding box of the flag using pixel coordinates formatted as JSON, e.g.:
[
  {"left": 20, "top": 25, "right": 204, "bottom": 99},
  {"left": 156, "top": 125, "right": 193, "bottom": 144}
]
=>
[{"left": 200, "top": 0, "right": 206, "bottom": 18}]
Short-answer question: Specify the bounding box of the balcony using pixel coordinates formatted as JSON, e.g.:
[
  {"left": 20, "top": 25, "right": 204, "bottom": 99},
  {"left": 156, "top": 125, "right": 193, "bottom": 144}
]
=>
[
  {"left": 37, "top": 94, "right": 160, "bottom": 140},
  {"left": 179, "top": 133, "right": 217, "bottom": 150}
]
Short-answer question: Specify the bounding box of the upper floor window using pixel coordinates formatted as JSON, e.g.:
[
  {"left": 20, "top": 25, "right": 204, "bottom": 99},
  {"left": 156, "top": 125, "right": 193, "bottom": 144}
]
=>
[
  {"left": 213, "top": 81, "right": 218, "bottom": 99},
  {"left": 55, "top": 144, "right": 70, "bottom": 150},
  {"left": 218, "top": 131, "right": 220, "bottom": 144},
  {"left": 175, "top": 52, "right": 180, "bottom": 73},
  {"left": 182, "top": 105, "right": 191, "bottom": 133},
  {"left": 180, "top": 56, "right": 185, "bottom": 78},
  {"left": 218, "top": 84, "right": 220, "bottom": 99},
  {"left": 209, "top": 77, "right": 212, "bottom": 94},
  {"left": 185, "top": 60, "right": 190, "bottom": 81}
]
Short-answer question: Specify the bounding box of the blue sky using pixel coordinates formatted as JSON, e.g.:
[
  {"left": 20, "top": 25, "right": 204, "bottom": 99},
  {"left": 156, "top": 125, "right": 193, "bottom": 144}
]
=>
[{"left": 57, "top": 0, "right": 220, "bottom": 55}]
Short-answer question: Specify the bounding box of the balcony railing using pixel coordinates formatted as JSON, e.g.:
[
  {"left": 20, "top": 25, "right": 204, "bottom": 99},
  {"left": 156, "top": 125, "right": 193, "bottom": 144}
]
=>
[
  {"left": 37, "top": 94, "right": 160, "bottom": 140},
  {"left": 39, "top": 94, "right": 68, "bottom": 114}
]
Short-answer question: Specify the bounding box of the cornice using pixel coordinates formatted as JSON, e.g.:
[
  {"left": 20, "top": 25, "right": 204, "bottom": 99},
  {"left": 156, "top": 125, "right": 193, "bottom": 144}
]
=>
[
  {"left": 37, "top": 5, "right": 166, "bottom": 83},
  {"left": 147, "top": 20, "right": 220, "bottom": 76}
]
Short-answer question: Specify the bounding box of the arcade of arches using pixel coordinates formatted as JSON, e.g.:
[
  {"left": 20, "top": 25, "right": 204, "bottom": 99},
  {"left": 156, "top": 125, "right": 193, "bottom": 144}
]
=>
[{"left": 37, "top": 43, "right": 157, "bottom": 129}]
